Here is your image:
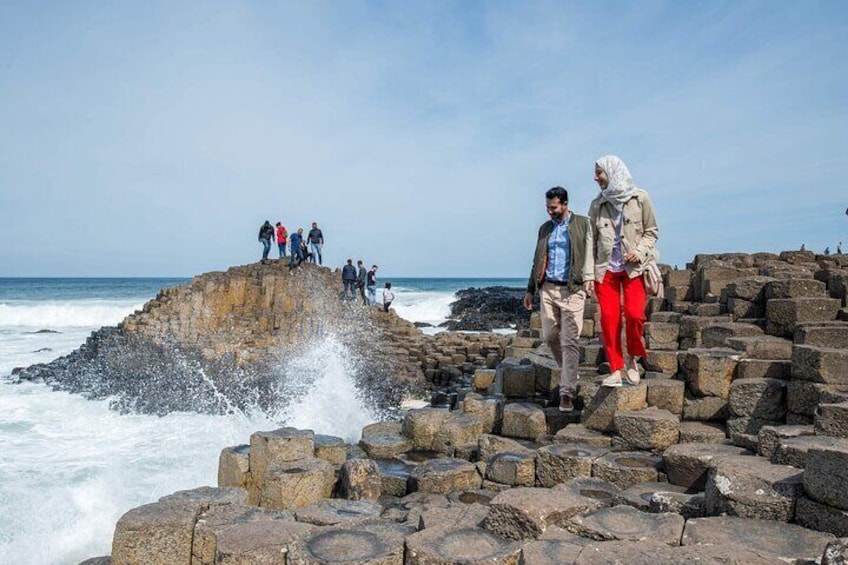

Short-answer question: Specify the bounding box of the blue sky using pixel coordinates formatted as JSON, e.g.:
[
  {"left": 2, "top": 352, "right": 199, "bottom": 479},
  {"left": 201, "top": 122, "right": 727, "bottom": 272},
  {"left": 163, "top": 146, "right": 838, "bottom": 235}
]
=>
[{"left": 1, "top": 1, "right": 846, "bottom": 277}]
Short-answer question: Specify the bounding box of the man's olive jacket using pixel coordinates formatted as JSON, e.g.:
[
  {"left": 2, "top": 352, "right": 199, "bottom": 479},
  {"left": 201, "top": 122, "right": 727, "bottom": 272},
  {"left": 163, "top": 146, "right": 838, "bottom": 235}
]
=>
[{"left": 526, "top": 213, "right": 595, "bottom": 295}]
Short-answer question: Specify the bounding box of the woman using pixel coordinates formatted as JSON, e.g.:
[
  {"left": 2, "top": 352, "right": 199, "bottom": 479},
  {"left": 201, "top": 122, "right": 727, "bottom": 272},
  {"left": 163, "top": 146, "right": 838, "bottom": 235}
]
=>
[{"left": 589, "top": 155, "right": 659, "bottom": 387}]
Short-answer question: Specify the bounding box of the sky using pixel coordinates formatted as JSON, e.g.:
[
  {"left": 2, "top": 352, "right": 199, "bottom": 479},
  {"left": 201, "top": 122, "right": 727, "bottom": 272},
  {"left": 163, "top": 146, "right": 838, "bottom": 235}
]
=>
[{"left": 1, "top": 1, "right": 846, "bottom": 277}]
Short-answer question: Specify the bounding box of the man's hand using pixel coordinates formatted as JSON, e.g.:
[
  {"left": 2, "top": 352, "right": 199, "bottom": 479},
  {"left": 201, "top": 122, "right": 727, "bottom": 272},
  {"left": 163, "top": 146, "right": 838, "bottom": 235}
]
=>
[
  {"left": 583, "top": 281, "right": 593, "bottom": 296},
  {"left": 523, "top": 292, "right": 534, "bottom": 311}
]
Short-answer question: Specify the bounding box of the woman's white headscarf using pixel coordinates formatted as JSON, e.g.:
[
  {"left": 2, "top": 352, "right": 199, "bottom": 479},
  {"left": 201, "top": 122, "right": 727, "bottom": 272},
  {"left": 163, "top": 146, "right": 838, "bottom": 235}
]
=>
[{"left": 596, "top": 155, "right": 638, "bottom": 211}]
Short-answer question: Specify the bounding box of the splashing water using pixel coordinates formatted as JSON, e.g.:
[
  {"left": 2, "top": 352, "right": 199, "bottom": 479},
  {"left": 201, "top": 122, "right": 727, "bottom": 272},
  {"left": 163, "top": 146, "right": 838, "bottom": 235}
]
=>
[{"left": 273, "top": 336, "right": 378, "bottom": 443}]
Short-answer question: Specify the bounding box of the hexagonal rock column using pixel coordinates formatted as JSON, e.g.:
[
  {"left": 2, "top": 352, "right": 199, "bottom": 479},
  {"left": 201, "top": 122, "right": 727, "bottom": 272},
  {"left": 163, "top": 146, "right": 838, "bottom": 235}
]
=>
[
  {"left": 591, "top": 451, "right": 662, "bottom": 490},
  {"left": 772, "top": 435, "right": 848, "bottom": 468},
  {"left": 501, "top": 402, "right": 546, "bottom": 440},
  {"left": 645, "top": 379, "right": 684, "bottom": 414},
  {"left": 553, "top": 424, "right": 612, "bottom": 447},
  {"left": 644, "top": 322, "right": 679, "bottom": 350},
  {"left": 485, "top": 452, "right": 535, "bottom": 487},
  {"left": 249, "top": 427, "right": 315, "bottom": 481},
  {"left": 766, "top": 298, "right": 840, "bottom": 337},
  {"left": 374, "top": 459, "right": 412, "bottom": 498},
  {"left": 614, "top": 482, "right": 686, "bottom": 512},
  {"left": 433, "top": 414, "right": 490, "bottom": 456},
  {"left": 757, "top": 424, "right": 814, "bottom": 459},
  {"left": 574, "top": 539, "right": 681, "bottom": 564},
  {"left": 535, "top": 444, "right": 607, "bottom": 487},
  {"left": 359, "top": 422, "right": 413, "bottom": 460},
  {"left": 558, "top": 477, "right": 620, "bottom": 507},
  {"left": 287, "top": 521, "right": 412, "bottom": 565},
  {"left": 678, "top": 421, "right": 726, "bottom": 444},
  {"left": 704, "top": 454, "right": 804, "bottom": 521},
  {"left": 681, "top": 348, "right": 740, "bottom": 399},
  {"left": 567, "top": 504, "right": 685, "bottom": 546},
  {"left": 701, "top": 322, "right": 763, "bottom": 348},
  {"left": 519, "top": 538, "right": 585, "bottom": 565},
  {"left": 294, "top": 499, "right": 383, "bottom": 526},
  {"left": 314, "top": 434, "right": 347, "bottom": 466},
  {"left": 483, "top": 487, "right": 605, "bottom": 540},
  {"left": 405, "top": 527, "right": 521, "bottom": 565},
  {"left": 613, "top": 408, "right": 680, "bottom": 450},
  {"left": 218, "top": 444, "right": 250, "bottom": 488},
  {"left": 402, "top": 407, "right": 452, "bottom": 451},
  {"left": 477, "top": 433, "right": 533, "bottom": 461},
  {"left": 727, "top": 334, "right": 793, "bottom": 359},
  {"left": 817, "top": 402, "right": 848, "bottom": 438},
  {"left": 795, "top": 496, "right": 848, "bottom": 537},
  {"left": 649, "top": 490, "right": 705, "bottom": 519},
  {"left": 793, "top": 345, "right": 848, "bottom": 385},
  {"left": 409, "top": 458, "right": 482, "bottom": 494},
  {"left": 112, "top": 500, "right": 202, "bottom": 565},
  {"left": 728, "top": 378, "right": 787, "bottom": 420},
  {"left": 463, "top": 393, "right": 503, "bottom": 433},
  {"left": 339, "top": 459, "right": 382, "bottom": 500},
  {"left": 681, "top": 516, "right": 835, "bottom": 564},
  {"left": 192, "top": 504, "right": 313, "bottom": 565},
  {"left": 804, "top": 442, "right": 848, "bottom": 511},
  {"left": 582, "top": 385, "right": 647, "bottom": 433},
  {"left": 416, "top": 503, "right": 490, "bottom": 531},
  {"left": 662, "top": 443, "right": 750, "bottom": 492},
  {"left": 254, "top": 457, "right": 336, "bottom": 510}
]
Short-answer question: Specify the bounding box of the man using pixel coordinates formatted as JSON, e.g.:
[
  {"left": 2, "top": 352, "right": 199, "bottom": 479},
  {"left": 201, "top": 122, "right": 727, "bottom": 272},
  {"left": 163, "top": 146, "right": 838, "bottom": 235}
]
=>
[
  {"left": 308, "top": 222, "right": 324, "bottom": 265},
  {"left": 258, "top": 220, "right": 274, "bottom": 263},
  {"left": 366, "top": 265, "right": 378, "bottom": 306},
  {"left": 523, "top": 186, "right": 594, "bottom": 412},
  {"left": 341, "top": 259, "right": 358, "bottom": 300},
  {"left": 357, "top": 260, "right": 367, "bottom": 304},
  {"left": 289, "top": 228, "right": 304, "bottom": 268}
]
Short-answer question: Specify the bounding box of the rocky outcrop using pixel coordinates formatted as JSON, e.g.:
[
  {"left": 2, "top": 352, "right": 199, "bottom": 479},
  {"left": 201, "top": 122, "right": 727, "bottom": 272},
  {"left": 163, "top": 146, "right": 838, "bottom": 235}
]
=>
[
  {"left": 15, "top": 262, "right": 510, "bottom": 415},
  {"left": 443, "top": 286, "right": 529, "bottom": 331}
]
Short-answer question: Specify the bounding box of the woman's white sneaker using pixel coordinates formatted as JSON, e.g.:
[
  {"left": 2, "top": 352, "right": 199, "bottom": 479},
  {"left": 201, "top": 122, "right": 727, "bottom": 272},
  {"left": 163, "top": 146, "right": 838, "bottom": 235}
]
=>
[
  {"left": 602, "top": 370, "right": 623, "bottom": 387},
  {"left": 626, "top": 357, "right": 641, "bottom": 385}
]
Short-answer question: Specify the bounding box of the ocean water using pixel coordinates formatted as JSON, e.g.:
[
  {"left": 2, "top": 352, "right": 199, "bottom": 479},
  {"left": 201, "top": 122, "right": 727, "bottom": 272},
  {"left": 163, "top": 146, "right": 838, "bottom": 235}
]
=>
[{"left": 0, "top": 276, "right": 522, "bottom": 564}]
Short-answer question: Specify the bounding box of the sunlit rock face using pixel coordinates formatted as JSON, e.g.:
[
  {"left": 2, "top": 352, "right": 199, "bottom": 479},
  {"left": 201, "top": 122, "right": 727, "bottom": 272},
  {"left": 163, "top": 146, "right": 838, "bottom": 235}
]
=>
[{"left": 16, "top": 262, "right": 427, "bottom": 415}]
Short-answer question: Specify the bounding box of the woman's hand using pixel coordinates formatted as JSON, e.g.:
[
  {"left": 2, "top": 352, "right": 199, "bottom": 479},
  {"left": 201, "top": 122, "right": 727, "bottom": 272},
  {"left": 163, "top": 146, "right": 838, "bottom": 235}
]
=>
[{"left": 624, "top": 251, "right": 641, "bottom": 264}]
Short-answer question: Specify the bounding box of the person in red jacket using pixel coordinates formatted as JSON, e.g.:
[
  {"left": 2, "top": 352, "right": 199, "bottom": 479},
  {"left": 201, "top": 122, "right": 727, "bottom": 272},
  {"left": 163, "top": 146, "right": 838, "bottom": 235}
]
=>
[{"left": 275, "top": 222, "right": 288, "bottom": 259}]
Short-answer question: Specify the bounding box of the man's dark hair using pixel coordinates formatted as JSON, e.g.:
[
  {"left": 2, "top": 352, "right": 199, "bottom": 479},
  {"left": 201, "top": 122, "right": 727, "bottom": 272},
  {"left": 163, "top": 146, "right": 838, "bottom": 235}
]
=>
[
  {"left": 347, "top": 259, "right": 352, "bottom": 264},
  {"left": 545, "top": 186, "right": 568, "bottom": 204}
]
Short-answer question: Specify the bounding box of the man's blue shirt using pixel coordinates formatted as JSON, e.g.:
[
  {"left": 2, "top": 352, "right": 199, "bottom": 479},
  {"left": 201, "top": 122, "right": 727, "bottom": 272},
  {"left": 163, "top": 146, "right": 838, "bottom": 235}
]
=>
[{"left": 545, "top": 213, "right": 571, "bottom": 282}]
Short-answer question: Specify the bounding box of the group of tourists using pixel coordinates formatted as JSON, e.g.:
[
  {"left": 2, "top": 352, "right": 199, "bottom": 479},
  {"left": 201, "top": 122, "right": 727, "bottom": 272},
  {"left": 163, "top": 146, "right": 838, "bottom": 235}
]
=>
[
  {"left": 523, "top": 154, "right": 659, "bottom": 413},
  {"left": 340, "top": 259, "right": 394, "bottom": 312},
  {"left": 258, "top": 221, "right": 324, "bottom": 268}
]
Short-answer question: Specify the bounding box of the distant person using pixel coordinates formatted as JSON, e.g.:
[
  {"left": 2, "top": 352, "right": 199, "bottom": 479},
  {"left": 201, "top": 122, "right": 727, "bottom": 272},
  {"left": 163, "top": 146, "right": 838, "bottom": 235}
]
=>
[
  {"left": 383, "top": 282, "right": 394, "bottom": 312},
  {"left": 308, "top": 222, "right": 324, "bottom": 265},
  {"left": 300, "top": 238, "right": 313, "bottom": 263},
  {"left": 341, "top": 259, "right": 357, "bottom": 300},
  {"left": 523, "top": 186, "right": 594, "bottom": 413},
  {"left": 801, "top": 243, "right": 806, "bottom": 251},
  {"left": 289, "top": 228, "right": 304, "bottom": 268},
  {"left": 838, "top": 242, "right": 843, "bottom": 254},
  {"left": 366, "top": 265, "right": 378, "bottom": 306},
  {"left": 589, "top": 155, "right": 658, "bottom": 389},
  {"left": 258, "top": 220, "right": 274, "bottom": 263},
  {"left": 275, "top": 222, "right": 288, "bottom": 259},
  {"left": 825, "top": 247, "right": 831, "bottom": 255},
  {"left": 357, "top": 260, "right": 367, "bottom": 304}
]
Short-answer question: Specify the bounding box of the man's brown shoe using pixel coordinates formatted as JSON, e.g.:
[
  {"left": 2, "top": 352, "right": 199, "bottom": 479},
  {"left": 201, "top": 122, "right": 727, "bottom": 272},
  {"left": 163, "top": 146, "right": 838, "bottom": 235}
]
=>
[{"left": 559, "top": 395, "right": 574, "bottom": 413}]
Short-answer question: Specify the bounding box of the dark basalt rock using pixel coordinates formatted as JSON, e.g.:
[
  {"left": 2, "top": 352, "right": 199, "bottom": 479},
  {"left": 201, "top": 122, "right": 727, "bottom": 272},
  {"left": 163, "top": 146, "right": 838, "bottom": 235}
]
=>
[{"left": 442, "top": 286, "right": 529, "bottom": 331}]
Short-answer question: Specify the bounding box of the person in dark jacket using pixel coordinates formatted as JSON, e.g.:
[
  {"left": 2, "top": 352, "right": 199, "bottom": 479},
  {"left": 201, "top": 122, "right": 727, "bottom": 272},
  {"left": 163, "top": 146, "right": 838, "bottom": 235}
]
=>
[
  {"left": 258, "top": 220, "right": 274, "bottom": 262},
  {"left": 341, "top": 259, "right": 357, "bottom": 300},
  {"left": 308, "top": 222, "right": 324, "bottom": 265},
  {"left": 357, "top": 260, "right": 367, "bottom": 304},
  {"left": 523, "top": 186, "right": 594, "bottom": 413},
  {"left": 366, "top": 265, "right": 378, "bottom": 306},
  {"left": 289, "top": 228, "right": 304, "bottom": 268}
]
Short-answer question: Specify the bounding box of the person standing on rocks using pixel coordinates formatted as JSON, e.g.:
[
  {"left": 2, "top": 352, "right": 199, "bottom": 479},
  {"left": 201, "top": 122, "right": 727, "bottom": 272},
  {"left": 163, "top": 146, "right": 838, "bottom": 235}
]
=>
[
  {"left": 289, "top": 228, "right": 304, "bottom": 268},
  {"left": 342, "top": 259, "right": 358, "bottom": 300},
  {"left": 275, "top": 222, "right": 288, "bottom": 259},
  {"left": 589, "top": 155, "right": 659, "bottom": 388},
  {"left": 357, "top": 260, "right": 367, "bottom": 304},
  {"left": 366, "top": 265, "right": 378, "bottom": 306},
  {"left": 307, "top": 222, "right": 324, "bottom": 265},
  {"left": 258, "top": 220, "right": 274, "bottom": 263},
  {"left": 523, "top": 186, "right": 594, "bottom": 412},
  {"left": 383, "top": 282, "right": 394, "bottom": 312}
]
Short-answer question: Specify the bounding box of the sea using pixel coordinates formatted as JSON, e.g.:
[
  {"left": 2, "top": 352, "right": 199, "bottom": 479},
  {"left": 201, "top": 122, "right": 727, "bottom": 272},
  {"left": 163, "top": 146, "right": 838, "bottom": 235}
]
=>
[{"left": 0, "top": 276, "right": 523, "bottom": 564}]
